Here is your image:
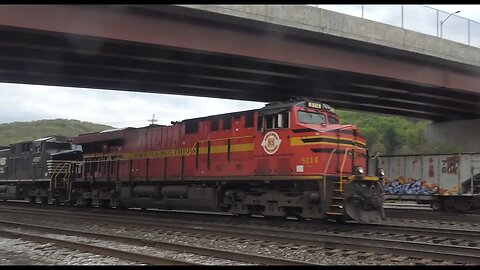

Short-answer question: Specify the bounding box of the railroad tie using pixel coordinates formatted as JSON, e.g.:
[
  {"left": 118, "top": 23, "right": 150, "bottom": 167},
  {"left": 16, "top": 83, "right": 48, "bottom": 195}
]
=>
[
  {"left": 405, "top": 235, "right": 423, "bottom": 241},
  {"left": 378, "top": 254, "right": 393, "bottom": 260},
  {"left": 325, "top": 249, "right": 342, "bottom": 256},
  {"left": 356, "top": 252, "right": 375, "bottom": 260},
  {"left": 391, "top": 256, "right": 408, "bottom": 262},
  {"left": 342, "top": 250, "right": 358, "bottom": 257},
  {"left": 415, "top": 258, "right": 433, "bottom": 265},
  {"left": 449, "top": 240, "right": 462, "bottom": 245},
  {"left": 431, "top": 237, "right": 447, "bottom": 244}
]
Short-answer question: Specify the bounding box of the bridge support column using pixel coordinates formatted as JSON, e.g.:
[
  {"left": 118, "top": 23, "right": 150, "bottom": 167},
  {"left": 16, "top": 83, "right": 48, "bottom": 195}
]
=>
[{"left": 425, "top": 118, "right": 480, "bottom": 152}]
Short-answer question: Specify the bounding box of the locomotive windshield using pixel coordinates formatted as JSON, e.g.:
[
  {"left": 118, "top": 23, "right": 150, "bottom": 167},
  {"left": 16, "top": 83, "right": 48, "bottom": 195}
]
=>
[
  {"left": 71, "top": 144, "right": 83, "bottom": 152},
  {"left": 298, "top": 111, "right": 327, "bottom": 125},
  {"left": 44, "top": 142, "right": 71, "bottom": 151}
]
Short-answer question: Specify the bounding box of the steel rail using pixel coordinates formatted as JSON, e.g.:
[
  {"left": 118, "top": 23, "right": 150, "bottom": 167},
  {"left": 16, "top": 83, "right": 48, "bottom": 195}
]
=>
[
  {"left": 1, "top": 207, "right": 479, "bottom": 264},
  {"left": 83, "top": 217, "right": 479, "bottom": 263},
  {"left": 2, "top": 206, "right": 479, "bottom": 241},
  {"left": 348, "top": 223, "right": 480, "bottom": 241},
  {"left": 386, "top": 208, "right": 480, "bottom": 223},
  {"left": 0, "top": 228, "right": 195, "bottom": 265},
  {"left": 0, "top": 219, "right": 313, "bottom": 266}
]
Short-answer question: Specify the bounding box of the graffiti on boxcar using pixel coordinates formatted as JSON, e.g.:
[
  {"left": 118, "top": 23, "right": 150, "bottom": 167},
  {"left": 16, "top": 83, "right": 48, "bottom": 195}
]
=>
[
  {"left": 441, "top": 155, "right": 459, "bottom": 174},
  {"left": 384, "top": 177, "right": 439, "bottom": 195}
]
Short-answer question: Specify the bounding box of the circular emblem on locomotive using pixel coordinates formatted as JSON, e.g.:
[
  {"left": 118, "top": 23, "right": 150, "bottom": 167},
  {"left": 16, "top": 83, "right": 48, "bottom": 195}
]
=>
[{"left": 261, "top": 131, "right": 282, "bottom": 155}]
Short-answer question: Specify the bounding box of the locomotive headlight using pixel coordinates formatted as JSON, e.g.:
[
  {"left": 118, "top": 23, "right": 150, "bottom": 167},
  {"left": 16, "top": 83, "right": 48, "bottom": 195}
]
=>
[
  {"left": 354, "top": 166, "right": 364, "bottom": 176},
  {"left": 376, "top": 168, "right": 385, "bottom": 178}
]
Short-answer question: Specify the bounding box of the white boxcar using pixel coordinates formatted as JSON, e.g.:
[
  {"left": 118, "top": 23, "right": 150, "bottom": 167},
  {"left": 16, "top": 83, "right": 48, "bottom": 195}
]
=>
[{"left": 368, "top": 152, "right": 480, "bottom": 211}]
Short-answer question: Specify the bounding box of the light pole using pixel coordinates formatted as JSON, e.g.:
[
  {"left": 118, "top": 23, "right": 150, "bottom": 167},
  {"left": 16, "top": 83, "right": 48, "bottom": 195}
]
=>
[{"left": 440, "top": 10, "right": 460, "bottom": 38}]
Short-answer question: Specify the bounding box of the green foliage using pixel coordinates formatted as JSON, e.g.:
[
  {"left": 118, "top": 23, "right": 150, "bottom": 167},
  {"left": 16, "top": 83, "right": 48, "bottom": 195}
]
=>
[
  {"left": 383, "top": 127, "right": 400, "bottom": 155},
  {"left": 0, "top": 119, "right": 113, "bottom": 146},
  {"left": 337, "top": 110, "right": 453, "bottom": 155},
  {"left": 431, "top": 143, "right": 461, "bottom": 153}
]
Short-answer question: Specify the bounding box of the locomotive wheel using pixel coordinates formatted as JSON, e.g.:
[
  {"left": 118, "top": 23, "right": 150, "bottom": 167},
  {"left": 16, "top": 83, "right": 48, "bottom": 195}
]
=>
[
  {"left": 233, "top": 213, "right": 250, "bottom": 219},
  {"left": 116, "top": 203, "right": 128, "bottom": 210},
  {"left": 28, "top": 196, "right": 36, "bottom": 204},
  {"left": 333, "top": 217, "right": 346, "bottom": 224},
  {"left": 285, "top": 209, "right": 305, "bottom": 221},
  {"left": 264, "top": 215, "right": 286, "bottom": 221},
  {"left": 49, "top": 197, "right": 61, "bottom": 206},
  {"left": 99, "top": 199, "right": 110, "bottom": 208},
  {"left": 83, "top": 199, "right": 93, "bottom": 208},
  {"left": 39, "top": 197, "right": 48, "bottom": 205},
  {"left": 76, "top": 195, "right": 92, "bottom": 208}
]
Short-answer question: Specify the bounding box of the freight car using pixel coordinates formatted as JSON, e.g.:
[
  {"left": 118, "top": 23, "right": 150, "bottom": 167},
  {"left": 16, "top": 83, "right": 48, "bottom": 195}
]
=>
[
  {"left": 369, "top": 153, "right": 480, "bottom": 212},
  {"left": 0, "top": 99, "right": 385, "bottom": 223}
]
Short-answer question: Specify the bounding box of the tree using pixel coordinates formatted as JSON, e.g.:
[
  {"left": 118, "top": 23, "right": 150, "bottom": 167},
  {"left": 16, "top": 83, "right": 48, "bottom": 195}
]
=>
[{"left": 383, "top": 127, "right": 400, "bottom": 155}]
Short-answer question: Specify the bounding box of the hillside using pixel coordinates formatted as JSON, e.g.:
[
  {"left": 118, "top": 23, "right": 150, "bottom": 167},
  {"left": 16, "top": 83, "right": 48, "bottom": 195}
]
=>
[
  {"left": 337, "top": 110, "right": 458, "bottom": 155},
  {"left": 0, "top": 119, "right": 113, "bottom": 146}
]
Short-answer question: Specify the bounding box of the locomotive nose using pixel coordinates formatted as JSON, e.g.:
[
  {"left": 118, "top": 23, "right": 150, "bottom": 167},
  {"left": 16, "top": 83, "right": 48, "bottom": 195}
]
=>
[
  {"left": 343, "top": 180, "right": 385, "bottom": 223},
  {"left": 344, "top": 197, "right": 385, "bottom": 223}
]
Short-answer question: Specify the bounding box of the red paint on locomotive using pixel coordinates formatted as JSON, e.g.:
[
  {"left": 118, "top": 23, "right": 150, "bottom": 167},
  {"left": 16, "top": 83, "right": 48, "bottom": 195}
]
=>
[
  {"left": 66, "top": 99, "right": 385, "bottom": 223},
  {"left": 73, "top": 100, "right": 367, "bottom": 181}
]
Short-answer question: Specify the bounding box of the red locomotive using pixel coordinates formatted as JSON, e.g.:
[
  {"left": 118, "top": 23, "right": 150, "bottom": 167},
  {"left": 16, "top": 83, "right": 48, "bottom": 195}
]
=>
[{"left": 0, "top": 99, "right": 385, "bottom": 223}]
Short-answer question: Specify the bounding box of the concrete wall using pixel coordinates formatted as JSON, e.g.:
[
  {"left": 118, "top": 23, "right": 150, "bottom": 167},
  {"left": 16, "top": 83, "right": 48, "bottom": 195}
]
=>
[
  {"left": 426, "top": 119, "right": 480, "bottom": 152},
  {"left": 179, "top": 5, "right": 480, "bottom": 68}
]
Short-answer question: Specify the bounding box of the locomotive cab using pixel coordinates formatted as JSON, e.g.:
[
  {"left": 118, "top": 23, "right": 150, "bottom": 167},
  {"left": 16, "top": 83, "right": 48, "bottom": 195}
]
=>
[{"left": 256, "top": 99, "right": 385, "bottom": 222}]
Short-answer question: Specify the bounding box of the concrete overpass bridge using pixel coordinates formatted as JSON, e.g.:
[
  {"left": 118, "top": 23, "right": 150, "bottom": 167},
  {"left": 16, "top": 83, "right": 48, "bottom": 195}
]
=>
[{"left": 0, "top": 5, "right": 479, "bottom": 149}]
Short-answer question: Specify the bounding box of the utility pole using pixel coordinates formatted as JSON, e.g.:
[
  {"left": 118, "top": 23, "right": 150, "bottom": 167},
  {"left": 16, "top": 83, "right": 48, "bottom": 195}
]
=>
[{"left": 149, "top": 114, "right": 158, "bottom": 125}]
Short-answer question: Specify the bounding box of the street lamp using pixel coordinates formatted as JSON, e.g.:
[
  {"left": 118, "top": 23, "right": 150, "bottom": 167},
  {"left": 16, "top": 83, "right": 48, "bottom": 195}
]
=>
[{"left": 440, "top": 10, "right": 460, "bottom": 38}]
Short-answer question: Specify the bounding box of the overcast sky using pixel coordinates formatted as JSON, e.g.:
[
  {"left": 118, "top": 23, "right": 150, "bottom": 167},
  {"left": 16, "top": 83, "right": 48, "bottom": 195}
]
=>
[{"left": 1, "top": 5, "right": 478, "bottom": 128}]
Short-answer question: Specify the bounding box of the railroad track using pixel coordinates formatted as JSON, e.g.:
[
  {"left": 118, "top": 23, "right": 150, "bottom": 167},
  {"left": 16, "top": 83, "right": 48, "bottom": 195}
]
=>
[
  {"left": 386, "top": 208, "right": 480, "bottom": 224},
  {"left": 0, "top": 215, "right": 313, "bottom": 265},
  {"left": 0, "top": 204, "right": 478, "bottom": 264},
  {"left": 0, "top": 227, "right": 193, "bottom": 265},
  {"left": 4, "top": 200, "right": 479, "bottom": 224},
  {"left": 2, "top": 204, "right": 478, "bottom": 240}
]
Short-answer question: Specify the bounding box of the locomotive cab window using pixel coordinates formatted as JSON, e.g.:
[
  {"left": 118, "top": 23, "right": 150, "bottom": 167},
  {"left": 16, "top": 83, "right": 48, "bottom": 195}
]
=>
[
  {"left": 264, "top": 111, "right": 290, "bottom": 130},
  {"left": 298, "top": 111, "right": 326, "bottom": 125},
  {"left": 22, "top": 143, "right": 32, "bottom": 153},
  {"left": 328, "top": 116, "right": 339, "bottom": 124},
  {"left": 257, "top": 116, "right": 263, "bottom": 131},
  {"left": 44, "top": 142, "right": 70, "bottom": 151},
  {"left": 34, "top": 144, "right": 41, "bottom": 153}
]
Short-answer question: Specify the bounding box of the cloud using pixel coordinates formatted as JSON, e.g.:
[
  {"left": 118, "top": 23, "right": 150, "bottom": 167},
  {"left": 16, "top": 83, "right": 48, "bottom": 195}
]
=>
[{"left": 0, "top": 83, "right": 264, "bottom": 128}]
